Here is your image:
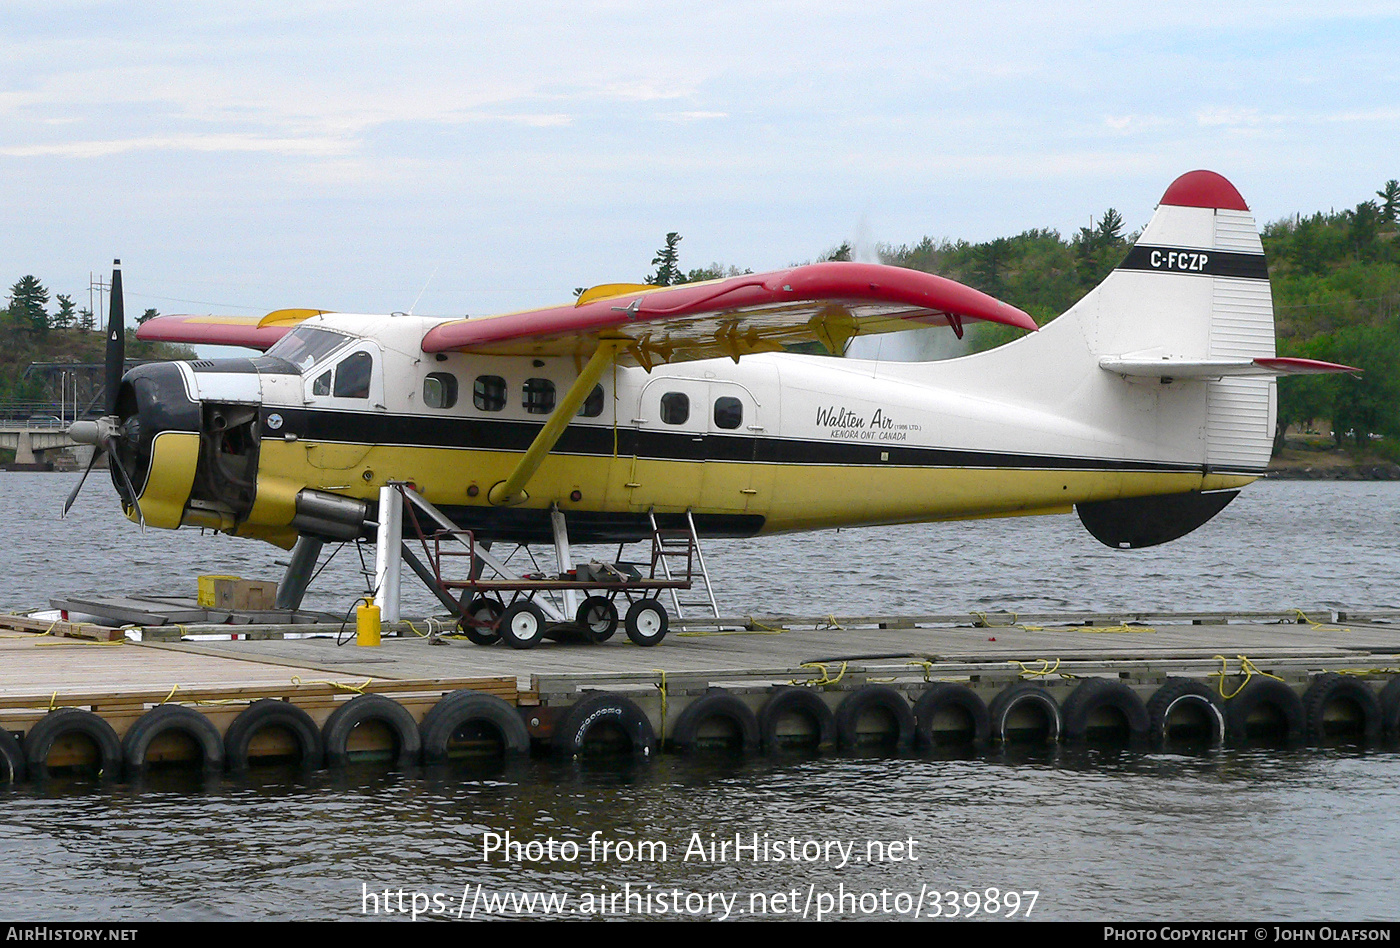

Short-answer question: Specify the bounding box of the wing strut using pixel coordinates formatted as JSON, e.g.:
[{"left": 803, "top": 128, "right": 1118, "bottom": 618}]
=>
[{"left": 488, "top": 338, "right": 625, "bottom": 506}]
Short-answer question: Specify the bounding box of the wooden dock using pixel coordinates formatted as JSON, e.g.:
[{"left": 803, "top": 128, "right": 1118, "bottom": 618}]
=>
[{"left": 3, "top": 607, "right": 1400, "bottom": 780}]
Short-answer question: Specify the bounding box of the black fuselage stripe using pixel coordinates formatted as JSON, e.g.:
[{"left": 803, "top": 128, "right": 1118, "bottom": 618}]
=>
[{"left": 263, "top": 406, "right": 1233, "bottom": 474}]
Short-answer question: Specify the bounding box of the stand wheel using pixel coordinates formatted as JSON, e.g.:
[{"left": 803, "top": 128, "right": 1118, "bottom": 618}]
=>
[
  {"left": 499, "top": 601, "right": 548, "bottom": 650},
  {"left": 459, "top": 595, "right": 502, "bottom": 646},
  {"left": 575, "top": 596, "right": 619, "bottom": 643},
  {"left": 624, "top": 598, "right": 669, "bottom": 647}
]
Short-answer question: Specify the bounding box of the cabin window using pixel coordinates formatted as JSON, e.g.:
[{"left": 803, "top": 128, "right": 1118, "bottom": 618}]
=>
[
  {"left": 474, "top": 375, "right": 506, "bottom": 411},
  {"left": 313, "top": 371, "right": 331, "bottom": 396},
  {"left": 660, "top": 392, "right": 690, "bottom": 425},
  {"left": 333, "top": 351, "right": 373, "bottom": 399},
  {"left": 523, "top": 378, "right": 556, "bottom": 414},
  {"left": 578, "top": 384, "right": 604, "bottom": 418},
  {"left": 424, "top": 372, "right": 458, "bottom": 409},
  {"left": 714, "top": 396, "right": 743, "bottom": 430}
]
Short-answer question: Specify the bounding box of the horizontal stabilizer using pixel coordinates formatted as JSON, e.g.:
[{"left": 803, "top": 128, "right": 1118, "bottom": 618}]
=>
[{"left": 1099, "top": 356, "right": 1360, "bottom": 379}]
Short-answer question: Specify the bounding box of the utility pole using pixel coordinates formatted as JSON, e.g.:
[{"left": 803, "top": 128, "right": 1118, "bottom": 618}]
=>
[{"left": 89, "top": 272, "right": 110, "bottom": 333}]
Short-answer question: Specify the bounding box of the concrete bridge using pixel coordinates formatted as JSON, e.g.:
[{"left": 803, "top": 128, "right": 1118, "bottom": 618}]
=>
[{"left": 0, "top": 421, "right": 85, "bottom": 467}]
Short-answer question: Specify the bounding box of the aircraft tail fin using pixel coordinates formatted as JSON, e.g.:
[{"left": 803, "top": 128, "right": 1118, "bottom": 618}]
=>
[{"left": 1070, "top": 169, "right": 1279, "bottom": 474}]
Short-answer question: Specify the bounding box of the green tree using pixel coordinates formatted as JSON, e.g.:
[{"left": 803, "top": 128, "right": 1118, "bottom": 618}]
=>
[
  {"left": 646, "top": 232, "right": 685, "bottom": 286},
  {"left": 77, "top": 306, "right": 95, "bottom": 332},
  {"left": 137, "top": 307, "right": 160, "bottom": 325},
  {"left": 53, "top": 293, "right": 76, "bottom": 331},
  {"left": 1377, "top": 180, "right": 1399, "bottom": 226},
  {"left": 7, "top": 276, "right": 50, "bottom": 336},
  {"left": 1346, "top": 201, "right": 1381, "bottom": 260},
  {"left": 1095, "top": 208, "right": 1125, "bottom": 245},
  {"left": 685, "top": 263, "right": 750, "bottom": 282}
]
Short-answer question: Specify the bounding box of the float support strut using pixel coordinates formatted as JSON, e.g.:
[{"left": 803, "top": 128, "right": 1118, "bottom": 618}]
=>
[
  {"left": 489, "top": 339, "right": 623, "bottom": 506},
  {"left": 276, "top": 535, "right": 325, "bottom": 610},
  {"left": 373, "top": 484, "right": 404, "bottom": 621}
]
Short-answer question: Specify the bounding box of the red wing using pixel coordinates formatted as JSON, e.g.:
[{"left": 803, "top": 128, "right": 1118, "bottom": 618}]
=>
[
  {"left": 421, "top": 262, "right": 1037, "bottom": 364},
  {"left": 135, "top": 310, "right": 330, "bottom": 351}
]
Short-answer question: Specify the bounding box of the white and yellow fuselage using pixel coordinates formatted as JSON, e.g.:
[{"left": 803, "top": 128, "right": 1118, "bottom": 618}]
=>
[{"left": 119, "top": 174, "right": 1287, "bottom": 551}]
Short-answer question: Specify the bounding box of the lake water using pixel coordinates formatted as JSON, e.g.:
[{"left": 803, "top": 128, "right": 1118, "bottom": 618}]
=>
[{"left": 2, "top": 474, "right": 1399, "bottom": 922}]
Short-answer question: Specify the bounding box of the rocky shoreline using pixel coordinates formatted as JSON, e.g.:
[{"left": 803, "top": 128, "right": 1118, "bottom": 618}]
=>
[{"left": 1266, "top": 458, "right": 1400, "bottom": 480}]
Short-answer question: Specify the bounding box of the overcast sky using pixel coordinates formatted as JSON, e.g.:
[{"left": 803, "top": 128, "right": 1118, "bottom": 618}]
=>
[{"left": 3, "top": 1, "right": 1396, "bottom": 321}]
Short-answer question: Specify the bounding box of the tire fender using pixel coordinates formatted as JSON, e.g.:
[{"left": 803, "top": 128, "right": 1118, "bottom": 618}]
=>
[
  {"left": 757, "top": 687, "right": 835, "bottom": 752},
  {"left": 224, "top": 698, "right": 325, "bottom": 771},
  {"left": 833, "top": 685, "right": 914, "bottom": 750},
  {"left": 670, "top": 690, "right": 760, "bottom": 754},
  {"left": 912, "top": 683, "right": 989, "bottom": 747},
  {"left": 1146, "top": 678, "right": 1225, "bottom": 746},
  {"left": 1060, "top": 678, "right": 1149, "bottom": 745},
  {"left": 1224, "top": 678, "right": 1304, "bottom": 746},
  {"left": 24, "top": 707, "right": 123, "bottom": 780},
  {"left": 420, "top": 691, "right": 530, "bottom": 761},
  {"left": 123, "top": 705, "right": 224, "bottom": 774},
  {"left": 322, "top": 694, "right": 422, "bottom": 768},
  {"left": 0, "top": 726, "right": 25, "bottom": 784},
  {"left": 987, "top": 682, "right": 1061, "bottom": 744},
  {"left": 551, "top": 693, "right": 655, "bottom": 758},
  {"left": 1379, "top": 676, "right": 1400, "bottom": 739},
  {"left": 1302, "top": 673, "right": 1380, "bottom": 743}
]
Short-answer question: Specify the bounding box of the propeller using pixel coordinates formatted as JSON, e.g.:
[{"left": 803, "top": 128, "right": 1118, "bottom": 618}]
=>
[{"left": 63, "top": 260, "right": 143, "bottom": 525}]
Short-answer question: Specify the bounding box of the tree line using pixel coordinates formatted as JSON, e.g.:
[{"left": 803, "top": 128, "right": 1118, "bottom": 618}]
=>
[{"left": 0, "top": 276, "right": 170, "bottom": 403}]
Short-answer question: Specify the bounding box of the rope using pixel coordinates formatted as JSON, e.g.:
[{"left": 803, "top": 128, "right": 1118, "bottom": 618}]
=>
[
  {"left": 677, "top": 627, "right": 784, "bottom": 638},
  {"left": 1289, "top": 609, "right": 1349, "bottom": 634},
  {"left": 1078, "top": 623, "right": 1156, "bottom": 634},
  {"left": 400, "top": 619, "right": 432, "bottom": 638},
  {"left": 653, "top": 669, "right": 668, "bottom": 744},
  {"left": 1210, "top": 654, "right": 1286, "bottom": 699},
  {"left": 289, "top": 676, "right": 371, "bottom": 694},
  {"left": 745, "top": 616, "right": 790, "bottom": 633},
  {"left": 971, "top": 611, "right": 1044, "bottom": 632},
  {"left": 907, "top": 660, "right": 935, "bottom": 682},
  {"left": 1012, "top": 658, "right": 1063, "bottom": 679},
  {"left": 159, "top": 685, "right": 180, "bottom": 705},
  {"left": 796, "top": 661, "right": 847, "bottom": 686}
]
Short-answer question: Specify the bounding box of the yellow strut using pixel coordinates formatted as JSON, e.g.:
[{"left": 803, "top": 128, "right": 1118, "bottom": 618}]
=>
[{"left": 489, "top": 339, "right": 624, "bottom": 506}]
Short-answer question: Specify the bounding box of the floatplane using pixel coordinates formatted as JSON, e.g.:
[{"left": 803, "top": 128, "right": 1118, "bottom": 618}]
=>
[{"left": 68, "top": 171, "right": 1353, "bottom": 646}]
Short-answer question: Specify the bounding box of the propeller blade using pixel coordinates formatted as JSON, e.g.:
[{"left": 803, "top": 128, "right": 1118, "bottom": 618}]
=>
[
  {"left": 105, "top": 435, "right": 145, "bottom": 527},
  {"left": 61, "top": 446, "right": 104, "bottom": 518},
  {"left": 105, "top": 259, "right": 125, "bottom": 416}
]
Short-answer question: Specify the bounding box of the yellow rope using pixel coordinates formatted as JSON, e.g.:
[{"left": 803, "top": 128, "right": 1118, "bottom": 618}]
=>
[
  {"left": 289, "top": 676, "right": 371, "bottom": 694},
  {"left": 745, "top": 616, "right": 789, "bottom": 633},
  {"left": 47, "top": 691, "right": 57, "bottom": 711},
  {"left": 159, "top": 684, "right": 180, "bottom": 705},
  {"left": 796, "top": 661, "right": 848, "bottom": 686},
  {"left": 818, "top": 615, "right": 845, "bottom": 631},
  {"left": 1210, "top": 654, "right": 1286, "bottom": 699},
  {"left": 400, "top": 619, "right": 433, "bottom": 638},
  {"left": 34, "top": 638, "right": 124, "bottom": 646},
  {"left": 1289, "top": 609, "right": 1349, "bottom": 634},
  {"left": 971, "top": 611, "right": 1044, "bottom": 632},
  {"left": 653, "top": 669, "right": 668, "bottom": 744},
  {"left": 1012, "top": 658, "right": 1062, "bottom": 679},
  {"left": 1078, "top": 623, "right": 1156, "bottom": 634},
  {"left": 907, "top": 660, "right": 935, "bottom": 682}
]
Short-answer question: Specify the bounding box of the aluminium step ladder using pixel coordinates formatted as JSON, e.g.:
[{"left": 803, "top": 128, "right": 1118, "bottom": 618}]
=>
[{"left": 647, "top": 509, "right": 720, "bottom": 622}]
